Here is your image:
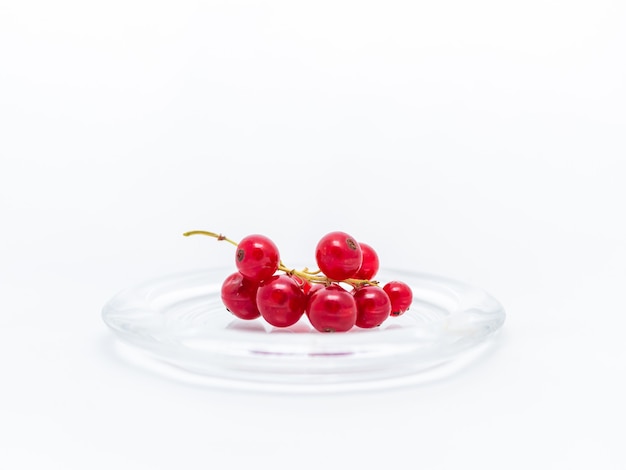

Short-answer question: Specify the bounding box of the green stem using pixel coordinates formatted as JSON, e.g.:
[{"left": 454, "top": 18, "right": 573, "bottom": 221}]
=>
[{"left": 182, "top": 230, "right": 239, "bottom": 247}]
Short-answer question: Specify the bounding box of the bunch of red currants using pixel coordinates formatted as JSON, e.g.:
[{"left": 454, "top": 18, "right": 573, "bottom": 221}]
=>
[{"left": 184, "top": 230, "right": 413, "bottom": 333}]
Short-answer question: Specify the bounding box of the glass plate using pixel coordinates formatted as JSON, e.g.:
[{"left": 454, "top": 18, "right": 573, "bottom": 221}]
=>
[{"left": 102, "top": 267, "right": 505, "bottom": 392}]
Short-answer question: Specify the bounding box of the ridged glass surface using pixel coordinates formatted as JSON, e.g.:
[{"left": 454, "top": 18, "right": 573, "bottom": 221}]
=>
[{"left": 102, "top": 267, "right": 505, "bottom": 391}]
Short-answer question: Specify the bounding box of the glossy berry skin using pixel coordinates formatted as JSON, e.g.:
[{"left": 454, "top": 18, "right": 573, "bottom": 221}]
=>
[
  {"left": 221, "top": 272, "right": 261, "bottom": 320},
  {"left": 291, "top": 275, "right": 315, "bottom": 295},
  {"left": 235, "top": 234, "right": 280, "bottom": 283},
  {"left": 315, "top": 231, "right": 363, "bottom": 281},
  {"left": 306, "top": 282, "right": 324, "bottom": 299},
  {"left": 353, "top": 242, "right": 379, "bottom": 280},
  {"left": 306, "top": 284, "right": 357, "bottom": 332},
  {"left": 256, "top": 275, "right": 306, "bottom": 328},
  {"left": 353, "top": 285, "right": 391, "bottom": 328},
  {"left": 383, "top": 281, "right": 413, "bottom": 316}
]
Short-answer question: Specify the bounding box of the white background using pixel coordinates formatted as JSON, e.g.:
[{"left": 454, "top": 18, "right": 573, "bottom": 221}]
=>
[{"left": 1, "top": 1, "right": 625, "bottom": 468}]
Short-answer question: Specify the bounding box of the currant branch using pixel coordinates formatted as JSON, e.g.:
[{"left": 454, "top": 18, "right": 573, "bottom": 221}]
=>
[
  {"left": 183, "top": 230, "right": 238, "bottom": 247},
  {"left": 183, "top": 230, "right": 378, "bottom": 287}
]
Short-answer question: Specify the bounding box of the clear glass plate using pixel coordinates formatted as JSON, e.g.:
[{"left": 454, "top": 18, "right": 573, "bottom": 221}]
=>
[{"left": 102, "top": 267, "right": 505, "bottom": 392}]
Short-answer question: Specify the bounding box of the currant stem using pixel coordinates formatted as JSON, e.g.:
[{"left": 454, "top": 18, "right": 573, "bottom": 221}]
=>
[
  {"left": 276, "top": 265, "right": 378, "bottom": 287},
  {"left": 182, "top": 230, "right": 239, "bottom": 247},
  {"left": 184, "top": 230, "right": 378, "bottom": 287},
  {"left": 302, "top": 267, "right": 322, "bottom": 275}
]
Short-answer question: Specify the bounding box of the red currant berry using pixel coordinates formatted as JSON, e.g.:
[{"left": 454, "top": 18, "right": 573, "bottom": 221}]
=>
[
  {"left": 306, "top": 282, "right": 324, "bottom": 299},
  {"left": 315, "top": 231, "right": 363, "bottom": 281},
  {"left": 353, "top": 242, "right": 379, "bottom": 280},
  {"left": 353, "top": 285, "right": 391, "bottom": 328},
  {"left": 383, "top": 281, "right": 413, "bottom": 316},
  {"left": 256, "top": 275, "right": 306, "bottom": 328},
  {"left": 235, "top": 234, "right": 280, "bottom": 283},
  {"left": 221, "top": 272, "right": 261, "bottom": 320},
  {"left": 306, "top": 284, "right": 357, "bottom": 332},
  {"left": 290, "top": 275, "right": 313, "bottom": 295}
]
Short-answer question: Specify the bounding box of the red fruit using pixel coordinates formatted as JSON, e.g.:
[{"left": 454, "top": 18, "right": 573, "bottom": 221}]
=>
[
  {"left": 256, "top": 275, "right": 306, "bottom": 328},
  {"left": 383, "top": 281, "right": 413, "bottom": 316},
  {"left": 315, "top": 231, "right": 363, "bottom": 281},
  {"left": 353, "top": 242, "right": 379, "bottom": 280},
  {"left": 221, "top": 272, "right": 261, "bottom": 320},
  {"left": 306, "top": 282, "right": 324, "bottom": 299},
  {"left": 353, "top": 285, "right": 391, "bottom": 328},
  {"left": 291, "top": 275, "right": 315, "bottom": 295},
  {"left": 235, "top": 234, "right": 280, "bottom": 283},
  {"left": 306, "top": 284, "right": 357, "bottom": 332}
]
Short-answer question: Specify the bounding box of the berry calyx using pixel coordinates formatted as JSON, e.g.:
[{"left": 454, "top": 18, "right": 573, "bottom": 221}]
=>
[
  {"left": 315, "top": 231, "right": 363, "bottom": 281},
  {"left": 383, "top": 280, "right": 413, "bottom": 316}
]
